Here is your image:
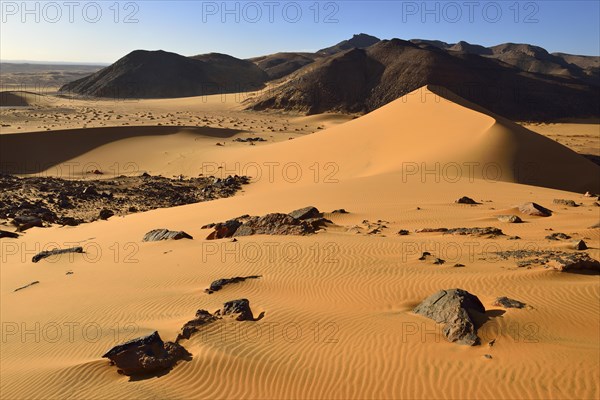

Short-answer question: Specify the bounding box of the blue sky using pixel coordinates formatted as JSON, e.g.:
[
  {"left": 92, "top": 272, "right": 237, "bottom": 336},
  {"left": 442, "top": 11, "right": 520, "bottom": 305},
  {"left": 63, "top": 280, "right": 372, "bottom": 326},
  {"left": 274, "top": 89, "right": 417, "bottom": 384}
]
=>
[{"left": 1, "top": 1, "right": 598, "bottom": 63}]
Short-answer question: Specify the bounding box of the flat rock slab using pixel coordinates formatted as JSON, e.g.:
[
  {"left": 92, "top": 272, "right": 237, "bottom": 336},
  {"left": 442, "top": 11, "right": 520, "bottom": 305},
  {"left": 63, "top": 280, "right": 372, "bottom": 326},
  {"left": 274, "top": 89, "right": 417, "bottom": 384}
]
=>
[
  {"left": 413, "top": 289, "right": 485, "bottom": 346},
  {"left": 102, "top": 331, "right": 190, "bottom": 376},
  {"left": 288, "top": 206, "right": 321, "bottom": 220},
  {"left": 32, "top": 246, "right": 84, "bottom": 263},
  {"left": 143, "top": 229, "right": 193, "bottom": 242}
]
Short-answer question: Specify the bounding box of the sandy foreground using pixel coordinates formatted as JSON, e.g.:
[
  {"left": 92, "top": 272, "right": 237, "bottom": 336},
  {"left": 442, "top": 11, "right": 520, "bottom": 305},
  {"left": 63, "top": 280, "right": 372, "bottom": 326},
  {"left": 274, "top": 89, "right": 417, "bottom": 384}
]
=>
[{"left": 1, "top": 87, "right": 599, "bottom": 399}]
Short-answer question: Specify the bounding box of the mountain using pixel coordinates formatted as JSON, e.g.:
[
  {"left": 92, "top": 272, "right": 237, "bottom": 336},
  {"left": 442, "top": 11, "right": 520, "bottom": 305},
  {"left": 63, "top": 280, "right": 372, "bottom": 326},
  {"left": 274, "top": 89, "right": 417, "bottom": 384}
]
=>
[
  {"left": 60, "top": 50, "right": 267, "bottom": 98},
  {"left": 247, "top": 39, "right": 600, "bottom": 120},
  {"left": 317, "top": 33, "right": 381, "bottom": 56},
  {"left": 249, "top": 52, "right": 317, "bottom": 80}
]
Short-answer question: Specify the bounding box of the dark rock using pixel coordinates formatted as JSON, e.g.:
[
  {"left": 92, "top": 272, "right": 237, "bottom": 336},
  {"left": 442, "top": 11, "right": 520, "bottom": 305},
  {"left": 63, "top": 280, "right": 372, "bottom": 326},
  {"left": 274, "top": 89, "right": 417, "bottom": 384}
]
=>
[
  {"left": 102, "top": 331, "right": 190, "bottom": 376},
  {"left": 332, "top": 209, "right": 348, "bottom": 214},
  {"left": 484, "top": 354, "right": 493, "bottom": 359},
  {"left": 418, "top": 252, "right": 432, "bottom": 260},
  {"left": 0, "top": 230, "right": 19, "bottom": 239},
  {"left": 553, "top": 199, "right": 578, "bottom": 207},
  {"left": 176, "top": 310, "right": 219, "bottom": 342},
  {"left": 57, "top": 216, "right": 81, "bottom": 226},
  {"left": 234, "top": 137, "right": 266, "bottom": 142},
  {"left": 13, "top": 215, "right": 43, "bottom": 231},
  {"left": 32, "top": 246, "right": 84, "bottom": 263},
  {"left": 288, "top": 206, "right": 320, "bottom": 220},
  {"left": 143, "top": 229, "right": 193, "bottom": 242},
  {"left": 205, "top": 275, "right": 261, "bottom": 294},
  {"left": 413, "top": 288, "right": 485, "bottom": 346},
  {"left": 397, "top": 230, "right": 409, "bottom": 235},
  {"left": 444, "top": 227, "right": 504, "bottom": 237},
  {"left": 82, "top": 186, "right": 98, "bottom": 197},
  {"left": 453, "top": 263, "right": 466, "bottom": 268},
  {"left": 99, "top": 208, "right": 114, "bottom": 220},
  {"left": 493, "top": 297, "right": 526, "bottom": 309},
  {"left": 572, "top": 240, "right": 588, "bottom": 250},
  {"left": 545, "top": 232, "right": 571, "bottom": 240},
  {"left": 546, "top": 253, "right": 600, "bottom": 272},
  {"left": 206, "top": 219, "right": 242, "bottom": 239},
  {"left": 518, "top": 202, "right": 552, "bottom": 217},
  {"left": 415, "top": 228, "right": 449, "bottom": 233},
  {"left": 433, "top": 258, "right": 446, "bottom": 265},
  {"left": 234, "top": 213, "right": 320, "bottom": 236},
  {"left": 14, "top": 281, "right": 40, "bottom": 292},
  {"left": 496, "top": 215, "right": 522, "bottom": 223},
  {"left": 455, "top": 196, "right": 480, "bottom": 205},
  {"left": 215, "top": 298, "right": 257, "bottom": 321}
]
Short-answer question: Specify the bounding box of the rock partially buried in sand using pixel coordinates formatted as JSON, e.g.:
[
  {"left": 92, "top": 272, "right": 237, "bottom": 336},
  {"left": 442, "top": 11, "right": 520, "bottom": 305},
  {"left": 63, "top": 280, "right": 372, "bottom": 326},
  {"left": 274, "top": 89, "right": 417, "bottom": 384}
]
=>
[
  {"left": 0, "top": 230, "right": 19, "bottom": 239},
  {"left": 205, "top": 208, "right": 330, "bottom": 239},
  {"left": 32, "top": 246, "right": 84, "bottom": 263},
  {"left": 14, "top": 281, "right": 40, "bottom": 292},
  {"left": 288, "top": 206, "right": 321, "bottom": 220},
  {"left": 553, "top": 199, "right": 578, "bottom": 207},
  {"left": 215, "top": 298, "right": 262, "bottom": 321},
  {"left": 332, "top": 209, "right": 348, "bottom": 214},
  {"left": 205, "top": 275, "right": 262, "bottom": 294},
  {"left": 545, "top": 254, "right": 600, "bottom": 272},
  {"left": 413, "top": 289, "right": 485, "bottom": 346},
  {"left": 142, "top": 229, "right": 193, "bottom": 242},
  {"left": 102, "top": 331, "right": 190, "bottom": 376},
  {"left": 493, "top": 297, "right": 526, "bottom": 309},
  {"left": 496, "top": 215, "right": 522, "bottom": 223},
  {"left": 455, "top": 196, "right": 480, "bottom": 205},
  {"left": 444, "top": 227, "right": 504, "bottom": 237},
  {"left": 545, "top": 232, "right": 571, "bottom": 241},
  {"left": 572, "top": 240, "right": 588, "bottom": 250},
  {"left": 518, "top": 202, "right": 552, "bottom": 217},
  {"left": 176, "top": 310, "right": 219, "bottom": 342}
]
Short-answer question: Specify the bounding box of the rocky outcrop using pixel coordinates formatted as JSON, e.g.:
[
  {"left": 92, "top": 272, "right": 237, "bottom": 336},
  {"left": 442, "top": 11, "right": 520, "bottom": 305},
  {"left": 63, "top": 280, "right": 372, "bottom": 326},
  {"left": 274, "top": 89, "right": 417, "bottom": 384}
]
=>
[
  {"left": 205, "top": 207, "right": 330, "bottom": 239},
  {"left": 455, "top": 196, "right": 480, "bottom": 204},
  {"left": 413, "top": 289, "right": 485, "bottom": 346},
  {"left": 0, "top": 230, "right": 19, "bottom": 239},
  {"left": 444, "top": 227, "right": 504, "bottom": 237},
  {"left": 32, "top": 246, "right": 84, "bottom": 263},
  {"left": 142, "top": 229, "right": 193, "bottom": 242},
  {"left": 102, "top": 331, "right": 190, "bottom": 376},
  {"left": 215, "top": 299, "right": 261, "bottom": 321},
  {"left": 553, "top": 199, "right": 578, "bottom": 207}
]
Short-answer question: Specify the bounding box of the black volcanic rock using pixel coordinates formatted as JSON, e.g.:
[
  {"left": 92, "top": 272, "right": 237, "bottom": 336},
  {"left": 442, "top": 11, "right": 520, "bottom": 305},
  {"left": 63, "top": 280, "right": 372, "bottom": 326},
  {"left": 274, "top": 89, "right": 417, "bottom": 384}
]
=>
[
  {"left": 32, "top": 246, "right": 84, "bottom": 263},
  {"left": 61, "top": 50, "right": 267, "bottom": 98}
]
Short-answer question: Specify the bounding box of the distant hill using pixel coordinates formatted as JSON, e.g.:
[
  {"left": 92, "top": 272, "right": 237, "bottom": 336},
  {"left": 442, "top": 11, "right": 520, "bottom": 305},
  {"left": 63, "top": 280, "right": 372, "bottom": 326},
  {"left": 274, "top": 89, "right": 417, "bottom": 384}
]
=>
[
  {"left": 247, "top": 39, "right": 600, "bottom": 120},
  {"left": 60, "top": 50, "right": 267, "bottom": 98},
  {"left": 317, "top": 33, "right": 381, "bottom": 56}
]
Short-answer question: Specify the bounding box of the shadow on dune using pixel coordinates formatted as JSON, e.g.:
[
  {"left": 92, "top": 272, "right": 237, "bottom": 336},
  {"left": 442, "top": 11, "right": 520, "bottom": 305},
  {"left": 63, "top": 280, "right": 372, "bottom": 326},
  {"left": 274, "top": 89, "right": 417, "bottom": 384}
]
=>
[
  {"left": 0, "top": 125, "right": 243, "bottom": 174},
  {"left": 126, "top": 352, "right": 193, "bottom": 382}
]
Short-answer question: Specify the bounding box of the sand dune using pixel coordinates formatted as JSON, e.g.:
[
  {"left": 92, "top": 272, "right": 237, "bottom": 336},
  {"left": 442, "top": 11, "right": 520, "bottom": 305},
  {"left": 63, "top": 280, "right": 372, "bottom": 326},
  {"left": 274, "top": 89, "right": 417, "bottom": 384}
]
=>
[{"left": 1, "top": 85, "right": 598, "bottom": 399}]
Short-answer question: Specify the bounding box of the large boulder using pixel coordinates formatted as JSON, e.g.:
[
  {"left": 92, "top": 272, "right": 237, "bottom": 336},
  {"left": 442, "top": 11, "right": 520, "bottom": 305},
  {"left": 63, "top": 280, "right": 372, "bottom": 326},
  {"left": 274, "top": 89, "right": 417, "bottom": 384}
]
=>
[
  {"left": 413, "top": 289, "right": 485, "bottom": 346},
  {"left": 205, "top": 219, "right": 242, "bottom": 240},
  {"left": 102, "top": 331, "right": 190, "bottom": 376},
  {"left": 143, "top": 229, "right": 193, "bottom": 242},
  {"left": 288, "top": 206, "right": 321, "bottom": 220},
  {"left": 518, "top": 202, "right": 552, "bottom": 217}
]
